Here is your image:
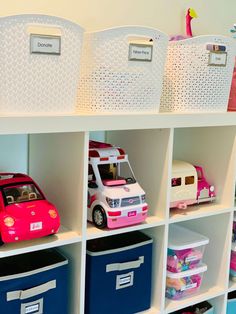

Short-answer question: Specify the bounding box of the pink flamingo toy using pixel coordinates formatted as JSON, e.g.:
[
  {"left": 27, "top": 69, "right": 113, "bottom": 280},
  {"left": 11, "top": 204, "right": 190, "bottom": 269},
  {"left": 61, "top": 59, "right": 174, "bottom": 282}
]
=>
[{"left": 170, "top": 8, "right": 198, "bottom": 41}]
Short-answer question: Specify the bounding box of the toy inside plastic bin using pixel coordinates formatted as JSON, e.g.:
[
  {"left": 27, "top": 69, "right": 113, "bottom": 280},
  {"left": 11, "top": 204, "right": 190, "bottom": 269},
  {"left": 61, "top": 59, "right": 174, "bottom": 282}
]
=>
[
  {"left": 166, "top": 263, "right": 207, "bottom": 300},
  {"left": 172, "top": 301, "right": 214, "bottom": 313},
  {"left": 227, "top": 291, "right": 236, "bottom": 314},
  {"left": 167, "top": 224, "right": 209, "bottom": 273},
  {"left": 230, "top": 242, "right": 236, "bottom": 281}
]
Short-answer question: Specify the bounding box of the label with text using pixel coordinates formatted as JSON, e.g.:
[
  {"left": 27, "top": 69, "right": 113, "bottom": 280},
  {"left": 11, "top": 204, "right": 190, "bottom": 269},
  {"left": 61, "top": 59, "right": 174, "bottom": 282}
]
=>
[
  {"left": 30, "top": 34, "right": 61, "bottom": 55},
  {"left": 129, "top": 44, "right": 153, "bottom": 62}
]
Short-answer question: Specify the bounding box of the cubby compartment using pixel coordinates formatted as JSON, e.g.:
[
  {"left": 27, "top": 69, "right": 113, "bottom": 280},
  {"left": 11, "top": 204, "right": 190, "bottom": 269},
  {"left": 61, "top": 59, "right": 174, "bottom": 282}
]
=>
[
  {"left": 165, "top": 213, "right": 231, "bottom": 313},
  {"left": 170, "top": 126, "right": 236, "bottom": 222},
  {"left": 29, "top": 132, "right": 88, "bottom": 248},
  {"left": 59, "top": 242, "right": 83, "bottom": 314},
  {"left": 86, "top": 129, "right": 171, "bottom": 239}
]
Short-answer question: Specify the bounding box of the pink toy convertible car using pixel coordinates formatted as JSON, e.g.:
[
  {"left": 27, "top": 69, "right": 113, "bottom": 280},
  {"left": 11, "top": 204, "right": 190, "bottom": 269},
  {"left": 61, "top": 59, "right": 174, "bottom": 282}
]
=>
[{"left": 0, "top": 173, "right": 60, "bottom": 244}]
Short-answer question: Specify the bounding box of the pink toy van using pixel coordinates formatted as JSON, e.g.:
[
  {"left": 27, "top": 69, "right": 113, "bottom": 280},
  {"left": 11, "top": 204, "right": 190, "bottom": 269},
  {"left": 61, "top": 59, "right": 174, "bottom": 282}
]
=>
[{"left": 170, "top": 160, "right": 216, "bottom": 209}]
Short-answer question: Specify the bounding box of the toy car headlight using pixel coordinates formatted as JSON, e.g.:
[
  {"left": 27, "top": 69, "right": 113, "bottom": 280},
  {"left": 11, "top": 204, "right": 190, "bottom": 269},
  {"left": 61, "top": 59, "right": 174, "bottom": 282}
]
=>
[
  {"left": 49, "top": 209, "right": 58, "bottom": 219},
  {"left": 4, "top": 216, "right": 15, "bottom": 227},
  {"left": 141, "top": 194, "right": 146, "bottom": 203},
  {"left": 106, "top": 197, "right": 120, "bottom": 208},
  {"left": 210, "top": 186, "right": 215, "bottom": 192}
]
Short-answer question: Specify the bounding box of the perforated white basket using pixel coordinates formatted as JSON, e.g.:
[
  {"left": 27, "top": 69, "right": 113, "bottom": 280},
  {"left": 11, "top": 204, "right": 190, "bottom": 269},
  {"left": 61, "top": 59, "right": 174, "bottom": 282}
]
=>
[
  {"left": 160, "top": 36, "right": 235, "bottom": 112},
  {"left": 77, "top": 26, "right": 168, "bottom": 113},
  {"left": 0, "top": 15, "right": 84, "bottom": 114}
]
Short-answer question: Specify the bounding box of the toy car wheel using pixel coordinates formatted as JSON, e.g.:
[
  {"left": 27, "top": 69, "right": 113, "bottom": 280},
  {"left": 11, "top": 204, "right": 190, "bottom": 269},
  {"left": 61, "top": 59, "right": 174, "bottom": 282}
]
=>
[
  {"left": 92, "top": 206, "right": 107, "bottom": 229},
  {"left": 0, "top": 237, "right": 4, "bottom": 246}
]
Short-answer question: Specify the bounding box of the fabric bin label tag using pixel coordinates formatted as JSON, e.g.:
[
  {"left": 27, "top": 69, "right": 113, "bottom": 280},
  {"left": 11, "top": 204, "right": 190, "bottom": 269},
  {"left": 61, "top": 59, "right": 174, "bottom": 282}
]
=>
[
  {"left": 116, "top": 271, "right": 134, "bottom": 290},
  {"left": 21, "top": 298, "right": 43, "bottom": 314},
  {"left": 129, "top": 44, "right": 153, "bottom": 62},
  {"left": 30, "top": 34, "right": 61, "bottom": 55}
]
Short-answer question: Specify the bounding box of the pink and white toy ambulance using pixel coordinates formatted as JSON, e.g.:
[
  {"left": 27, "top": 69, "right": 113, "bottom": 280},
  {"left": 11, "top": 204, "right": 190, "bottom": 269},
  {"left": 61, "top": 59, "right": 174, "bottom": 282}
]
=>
[
  {"left": 87, "top": 141, "right": 148, "bottom": 229},
  {"left": 170, "top": 160, "right": 216, "bottom": 209}
]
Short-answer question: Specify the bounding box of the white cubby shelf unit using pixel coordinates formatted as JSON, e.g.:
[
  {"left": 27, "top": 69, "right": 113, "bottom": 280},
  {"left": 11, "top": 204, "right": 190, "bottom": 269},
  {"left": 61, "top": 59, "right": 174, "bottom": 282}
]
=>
[{"left": 0, "top": 112, "right": 236, "bottom": 314}]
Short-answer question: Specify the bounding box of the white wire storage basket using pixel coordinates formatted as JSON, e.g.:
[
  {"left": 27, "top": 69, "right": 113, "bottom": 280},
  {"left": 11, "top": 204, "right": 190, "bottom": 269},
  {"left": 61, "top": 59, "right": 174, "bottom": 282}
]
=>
[
  {"left": 77, "top": 26, "right": 168, "bottom": 113},
  {"left": 160, "top": 35, "right": 235, "bottom": 112},
  {"left": 0, "top": 14, "right": 84, "bottom": 114}
]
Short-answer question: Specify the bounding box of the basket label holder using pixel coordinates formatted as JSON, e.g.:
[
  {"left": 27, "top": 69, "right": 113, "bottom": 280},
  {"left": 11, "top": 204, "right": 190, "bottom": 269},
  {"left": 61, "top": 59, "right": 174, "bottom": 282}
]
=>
[
  {"left": 129, "top": 43, "right": 153, "bottom": 62},
  {"left": 30, "top": 34, "right": 61, "bottom": 55}
]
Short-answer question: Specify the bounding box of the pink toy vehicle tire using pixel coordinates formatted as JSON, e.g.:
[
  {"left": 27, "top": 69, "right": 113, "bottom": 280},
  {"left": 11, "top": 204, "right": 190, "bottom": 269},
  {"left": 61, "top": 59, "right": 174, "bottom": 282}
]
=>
[{"left": 92, "top": 206, "right": 107, "bottom": 229}]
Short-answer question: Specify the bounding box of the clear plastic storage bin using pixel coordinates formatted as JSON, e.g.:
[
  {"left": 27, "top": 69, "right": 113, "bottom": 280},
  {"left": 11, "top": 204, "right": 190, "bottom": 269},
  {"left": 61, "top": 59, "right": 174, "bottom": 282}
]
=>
[
  {"left": 77, "top": 26, "right": 168, "bottom": 113},
  {"left": 230, "top": 242, "right": 236, "bottom": 281},
  {"left": 160, "top": 35, "right": 235, "bottom": 112},
  {"left": 166, "top": 264, "right": 207, "bottom": 300},
  {"left": 167, "top": 224, "right": 209, "bottom": 273},
  {"left": 0, "top": 14, "right": 83, "bottom": 114}
]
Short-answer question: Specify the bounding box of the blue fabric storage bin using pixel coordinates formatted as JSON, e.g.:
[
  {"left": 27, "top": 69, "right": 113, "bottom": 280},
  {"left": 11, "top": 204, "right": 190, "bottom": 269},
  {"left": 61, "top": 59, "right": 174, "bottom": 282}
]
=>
[
  {"left": 227, "top": 291, "right": 236, "bottom": 314},
  {"left": 85, "top": 231, "right": 153, "bottom": 314},
  {"left": 0, "top": 249, "right": 68, "bottom": 314}
]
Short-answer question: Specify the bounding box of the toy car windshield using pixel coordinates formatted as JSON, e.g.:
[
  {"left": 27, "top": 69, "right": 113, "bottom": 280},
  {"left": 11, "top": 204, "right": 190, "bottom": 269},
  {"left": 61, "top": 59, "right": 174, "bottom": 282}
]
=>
[
  {"left": 3, "top": 183, "right": 44, "bottom": 205},
  {"left": 98, "top": 162, "right": 136, "bottom": 186}
]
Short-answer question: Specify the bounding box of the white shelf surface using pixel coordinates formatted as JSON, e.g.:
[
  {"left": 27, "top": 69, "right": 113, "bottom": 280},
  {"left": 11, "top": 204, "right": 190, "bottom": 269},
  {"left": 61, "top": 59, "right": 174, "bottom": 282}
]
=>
[
  {"left": 86, "top": 216, "right": 165, "bottom": 240},
  {"left": 169, "top": 203, "right": 233, "bottom": 223},
  {"left": 164, "top": 286, "right": 225, "bottom": 313},
  {"left": 0, "top": 226, "right": 82, "bottom": 258},
  {"left": 0, "top": 112, "right": 236, "bottom": 134},
  {"left": 228, "top": 280, "right": 236, "bottom": 292},
  {"left": 137, "top": 307, "right": 160, "bottom": 314}
]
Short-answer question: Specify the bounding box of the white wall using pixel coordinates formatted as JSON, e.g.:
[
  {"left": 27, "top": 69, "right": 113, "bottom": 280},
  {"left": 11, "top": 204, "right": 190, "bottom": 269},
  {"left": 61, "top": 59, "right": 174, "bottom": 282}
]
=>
[{"left": 1, "top": 0, "right": 236, "bottom": 36}]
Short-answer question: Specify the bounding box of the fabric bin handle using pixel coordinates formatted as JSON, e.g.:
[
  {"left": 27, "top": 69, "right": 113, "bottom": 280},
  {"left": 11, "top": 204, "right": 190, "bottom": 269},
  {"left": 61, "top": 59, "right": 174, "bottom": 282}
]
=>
[
  {"left": 106, "top": 256, "right": 144, "bottom": 272},
  {"left": 6, "top": 279, "right": 56, "bottom": 301}
]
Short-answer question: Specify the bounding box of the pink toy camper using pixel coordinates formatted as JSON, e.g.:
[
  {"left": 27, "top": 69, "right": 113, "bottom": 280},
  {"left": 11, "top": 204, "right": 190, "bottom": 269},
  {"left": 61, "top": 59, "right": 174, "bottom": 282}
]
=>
[{"left": 170, "top": 160, "right": 216, "bottom": 209}]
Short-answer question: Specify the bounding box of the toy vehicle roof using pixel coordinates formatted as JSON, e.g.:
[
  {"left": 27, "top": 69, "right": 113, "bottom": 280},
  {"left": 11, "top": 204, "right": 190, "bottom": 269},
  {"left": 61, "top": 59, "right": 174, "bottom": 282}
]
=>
[
  {"left": 172, "top": 160, "right": 196, "bottom": 174},
  {"left": 0, "top": 173, "right": 33, "bottom": 187},
  {"left": 89, "top": 140, "right": 125, "bottom": 158}
]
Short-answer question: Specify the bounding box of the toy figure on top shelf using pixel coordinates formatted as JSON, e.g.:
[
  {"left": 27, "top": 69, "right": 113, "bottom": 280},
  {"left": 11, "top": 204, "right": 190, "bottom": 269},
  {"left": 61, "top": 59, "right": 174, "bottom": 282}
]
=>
[
  {"left": 170, "top": 160, "right": 216, "bottom": 210},
  {"left": 0, "top": 173, "right": 60, "bottom": 245},
  {"left": 87, "top": 140, "right": 148, "bottom": 229},
  {"left": 170, "top": 7, "right": 198, "bottom": 41}
]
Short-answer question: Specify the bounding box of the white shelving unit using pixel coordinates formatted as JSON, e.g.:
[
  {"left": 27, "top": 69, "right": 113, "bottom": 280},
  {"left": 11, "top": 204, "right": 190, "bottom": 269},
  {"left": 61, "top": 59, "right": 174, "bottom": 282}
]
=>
[{"left": 0, "top": 112, "right": 236, "bottom": 314}]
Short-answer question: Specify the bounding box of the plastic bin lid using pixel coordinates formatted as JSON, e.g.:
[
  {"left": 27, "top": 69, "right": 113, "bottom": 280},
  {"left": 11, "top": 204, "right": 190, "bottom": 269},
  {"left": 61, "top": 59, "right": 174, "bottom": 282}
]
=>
[
  {"left": 168, "top": 224, "right": 209, "bottom": 250},
  {"left": 87, "top": 231, "right": 153, "bottom": 256},
  {"left": 166, "top": 263, "right": 207, "bottom": 279}
]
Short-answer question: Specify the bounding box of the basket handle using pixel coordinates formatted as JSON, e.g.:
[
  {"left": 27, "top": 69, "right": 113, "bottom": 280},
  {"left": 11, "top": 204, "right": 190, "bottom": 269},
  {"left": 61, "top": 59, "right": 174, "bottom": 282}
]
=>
[
  {"left": 106, "top": 256, "right": 144, "bottom": 272},
  {"left": 127, "top": 35, "right": 153, "bottom": 45},
  {"left": 6, "top": 279, "right": 56, "bottom": 301},
  {"left": 26, "top": 24, "right": 62, "bottom": 36}
]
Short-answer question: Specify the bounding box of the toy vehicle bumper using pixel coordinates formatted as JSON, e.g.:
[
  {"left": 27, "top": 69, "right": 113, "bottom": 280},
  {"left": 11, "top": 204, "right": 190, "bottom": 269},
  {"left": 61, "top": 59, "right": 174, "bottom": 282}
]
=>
[
  {"left": 197, "top": 196, "right": 216, "bottom": 204},
  {"left": 1, "top": 222, "right": 60, "bottom": 243},
  {"left": 107, "top": 211, "right": 147, "bottom": 229}
]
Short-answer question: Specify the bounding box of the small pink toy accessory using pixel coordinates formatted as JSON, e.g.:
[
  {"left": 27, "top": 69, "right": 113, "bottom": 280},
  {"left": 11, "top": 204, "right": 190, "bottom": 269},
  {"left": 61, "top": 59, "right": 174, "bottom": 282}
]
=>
[{"left": 166, "top": 264, "right": 207, "bottom": 300}]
